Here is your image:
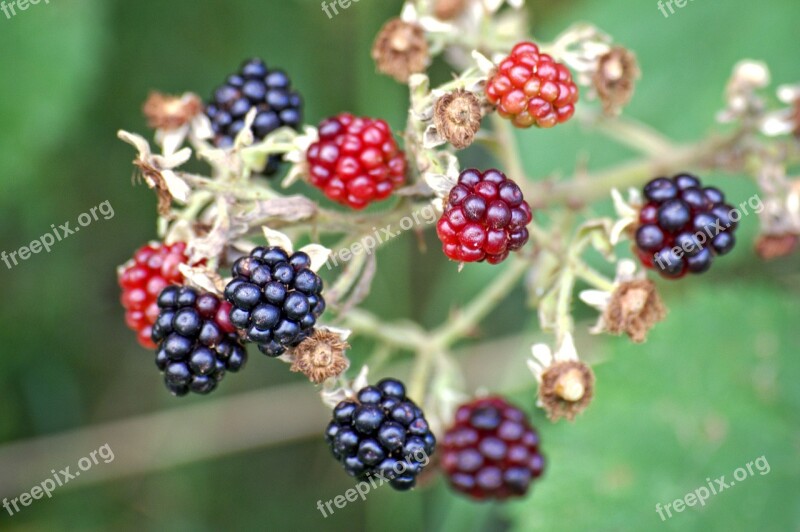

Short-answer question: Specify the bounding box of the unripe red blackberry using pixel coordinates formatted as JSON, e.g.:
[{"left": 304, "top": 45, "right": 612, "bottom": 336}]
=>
[
  {"left": 437, "top": 168, "right": 532, "bottom": 264},
  {"left": 224, "top": 246, "right": 326, "bottom": 357},
  {"left": 118, "top": 242, "right": 197, "bottom": 349},
  {"left": 441, "top": 396, "right": 544, "bottom": 500},
  {"left": 486, "top": 42, "right": 579, "bottom": 128},
  {"left": 306, "top": 113, "right": 407, "bottom": 210},
  {"left": 151, "top": 286, "right": 246, "bottom": 396},
  {"left": 325, "top": 379, "right": 436, "bottom": 491},
  {"left": 634, "top": 173, "right": 739, "bottom": 278}
]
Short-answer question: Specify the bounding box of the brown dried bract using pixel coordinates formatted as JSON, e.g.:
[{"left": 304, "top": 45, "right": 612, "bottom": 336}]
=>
[
  {"left": 593, "top": 47, "right": 640, "bottom": 116},
  {"left": 434, "top": 89, "right": 482, "bottom": 149},
  {"left": 755, "top": 233, "right": 799, "bottom": 260},
  {"left": 290, "top": 329, "right": 350, "bottom": 384},
  {"left": 434, "top": 0, "right": 467, "bottom": 20},
  {"left": 539, "top": 360, "right": 595, "bottom": 421},
  {"left": 142, "top": 92, "right": 202, "bottom": 130},
  {"left": 603, "top": 279, "right": 667, "bottom": 343},
  {"left": 371, "top": 19, "right": 429, "bottom": 83},
  {"left": 133, "top": 159, "right": 174, "bottom": 217}
]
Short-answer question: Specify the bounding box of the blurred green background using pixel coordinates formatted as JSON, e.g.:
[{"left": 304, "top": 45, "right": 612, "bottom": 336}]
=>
[{"left": 0, "top": 0, "right": 798, "bottom": 530}]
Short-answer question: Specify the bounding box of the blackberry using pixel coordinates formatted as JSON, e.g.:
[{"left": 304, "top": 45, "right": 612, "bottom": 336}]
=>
[
  {"left": 436, "top": 168, "right": 532, "bottom": 264},
  {"left": 151, "top": 286, "right": 246, "bottom": 396},
  {"left": 306, "top": 113, "right": 407, "bottom": 209},
  {"left": 441, "top": 396, "right": 544, "bottom": 500},
  {"left": 324, "top": 379, "right": 436, "bottom": 491},
  {"left": 206, "top": 58, "right": 303, "bottom": 174},
  {"left": 224, "top": 246, "right": 325, "bottom": 357},
  {"left": 634, "top": 173, "right": 739, "bottom": 278},
  {"left": 118, "top": 241, "right": 198, "bottom": 349},
  {"left": 486, "top": 42, "right": 578, "bottom": 128}
]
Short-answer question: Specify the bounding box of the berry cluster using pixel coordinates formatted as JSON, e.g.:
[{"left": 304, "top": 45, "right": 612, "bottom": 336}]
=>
[
  {"left": 634, "top": 174, "right": 738, "bottom": 278},
  {"left": 325, "top": 379, "right": 436, "bottom": 491},
  {"left": 224, "top": 246, "right": 326, "bottom": 357},
  {"left": 151, "top": 286, "right": 246, "bottom": 396},
  {"left": 118, "top": 242, "right": 195, "bottom": 349},
  {"left": 306, "top": 113, "right": 407, "bottom": 210},
  {"left": 486, "top": 42, "right": 579, "bottom": 129},
  {"left": 437, "top": 168, "right": 532, "bottom": 264},
  {"left": 441, "top": 397, "right": 544, "bottom": 500},
  {"left": 206, "top": 58, "right": 303, "bottom": 174}
]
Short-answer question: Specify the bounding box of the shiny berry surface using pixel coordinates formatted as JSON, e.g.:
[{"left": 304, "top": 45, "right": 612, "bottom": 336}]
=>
[
  {"left": 206, "top": 58, "right": 302, "bottom": 174},
  {"left": 634, "top": 173, "right": 739, "bottom": 278},
  {"left": 441, "top": 396, "right": 544, "bottom": 500},
  {"left": 325, "top": 379, "right": 435, "bottom": 491},
  {"left": 306, "top": 113, "right": 407, "bottom": 209},
  {"left": 485, "top": 42, "right": 578, "bottom": 129},
  {"left": 437, "top": 168, "right": 532, "bottom": 264},
  {"left": 151, "top": 286, "right": 246, "bottom": 397},
  {"left": 224, "top": 246, "right": 325, "bottom": 357},
  {"left": 118, "top": 242, "right": 197, "bottom": 349}
]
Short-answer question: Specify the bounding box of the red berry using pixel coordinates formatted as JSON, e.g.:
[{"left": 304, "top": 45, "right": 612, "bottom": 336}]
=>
[
  {"left": 485, "top": 42, "right": 578, "bottom": 129},
  {"left": 437, "top": 169, "right": 532, "bottom": 264},
  {"left": 118, "top": 242, "right": 197, "bottom": 349},
  {"left": 306, "top": 113, "right": 407, "bottom": 210},
  {"left": 441, "top": 396, "right": 544, "bottom": 500}
]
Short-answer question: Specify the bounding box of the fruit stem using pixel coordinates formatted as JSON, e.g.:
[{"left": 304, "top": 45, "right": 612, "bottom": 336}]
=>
[
  {"left": 431, "top": 258, "right": 530, "bottom": 350},
  {"left": 574, "top": 262, "right": 615, "bottom": 292},
  {"left": 490, "top": 114, "right": 530, "bottom": 183}
]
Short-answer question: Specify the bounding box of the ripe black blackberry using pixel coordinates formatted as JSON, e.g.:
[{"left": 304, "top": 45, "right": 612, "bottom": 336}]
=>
[
  {"left": 205, "top": 58, "right": 303, "bottom": 174},
  {"left": 324, "top": 379, "right": 436, "bottom": 491},
  {"left": 634, "top": 173, "right": 739, "bottom": 278},
  {"left": 151, "top": 286, "right": 247, "bottom": 396},
  {"left": 224, "top": 246, "right": 326, "bottom": 357},
  {"left": 441, "top": 396, "right": 544, "bottom": 500}
]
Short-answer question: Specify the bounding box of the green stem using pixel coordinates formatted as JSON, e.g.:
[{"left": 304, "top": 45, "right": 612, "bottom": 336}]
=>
[
  {"left": 575, "top": 262, "right": 616, "bottom": 292},
  {"left": 490, "top": 114, "right": 529, "bottom": 181},
  {"left": 431, "top": 258, "right": 530, "bottom": 350}
]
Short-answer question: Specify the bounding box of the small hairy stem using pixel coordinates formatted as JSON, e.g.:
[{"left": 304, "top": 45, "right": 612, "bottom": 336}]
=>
[
  {"left": 575, "top": 262, "right": 615, "bottom": 291},
  {"left": 431, "top": 258, "right": 530, "bottom": 350},
  {"left": 408, "top": 346, "right": 440, "bottom": 402},
  {"left": 490, "top": 114, "right": 529, "bottom": 181},
  {"left": 528, "top": 133, "right": 739, "bottom": 208},
  {"left": 342, "top": 309, "right": 427, "bottom": 350},
  {"left": 583, "top": 110, "right": 679, "bottom": 156}
]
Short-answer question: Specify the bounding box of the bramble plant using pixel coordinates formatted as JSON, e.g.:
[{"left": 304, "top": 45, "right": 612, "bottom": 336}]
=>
[{"left": 117, "top": 0, "right": 800, "bottom": 500}]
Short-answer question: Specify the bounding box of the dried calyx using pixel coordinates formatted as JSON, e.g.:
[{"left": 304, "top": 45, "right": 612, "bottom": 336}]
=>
[
  {"left": 434, "top": 0, "right": 467, "bottom": 20},
  {"left": 603, "top": 279, "right": 667, "bottom": 343},
  {"left": 290, "top": 329, "right": 350, "bottom": 384},
  {"left": 539, "top": 360, "right": 595, "bottom": 422},
  {"left": 372, "top": 18, "right": 429, "bottom": 83},
  {"left": 142, "top": 92, "right": 202, "bottom": 130},
  {"left": 434, "top": 89, "right": 483, "bottom": 149},
  {"left": 592, "top": 47, "right": 640, "bottom": 116}
]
